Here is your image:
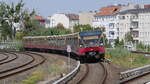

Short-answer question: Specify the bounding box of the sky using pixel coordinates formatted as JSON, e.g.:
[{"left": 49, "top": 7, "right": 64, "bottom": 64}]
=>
[{"left": 1, "top": 0, "right": 150, "bottom": 17}]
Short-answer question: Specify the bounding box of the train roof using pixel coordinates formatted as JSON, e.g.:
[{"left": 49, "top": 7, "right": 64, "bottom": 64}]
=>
[
  {"left": 23, "top": 30, "right": 103, "bottom": 39},
  {"left": 79, "top": 30, "right": 102, "bottom": 37},
  {"left": 23, "top": 32, "right": 79, "bottom": 39}
]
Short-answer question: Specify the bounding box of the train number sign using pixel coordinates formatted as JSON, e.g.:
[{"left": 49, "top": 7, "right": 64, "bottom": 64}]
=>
[{"left": 67, "top": 45, "right": 71, "bottom": 52}]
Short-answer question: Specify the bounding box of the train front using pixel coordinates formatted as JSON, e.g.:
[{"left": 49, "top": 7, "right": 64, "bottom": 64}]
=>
[{"left": 78, "top": 30, "right": 105, "bottom": 60}]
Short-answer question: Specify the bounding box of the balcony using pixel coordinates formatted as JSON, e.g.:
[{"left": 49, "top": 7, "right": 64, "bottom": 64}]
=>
[
  {"left": 130, "top": 15, "right": 139, "bottom": 21},
  {"left": 131, "top": 18, "right": 139, "bottom": 22},
  {"left": 131, "top": 21, "right": 139, "bottom": 29},
  {"left": 132, "top": 31, "right": 139, "bottom": 40}
]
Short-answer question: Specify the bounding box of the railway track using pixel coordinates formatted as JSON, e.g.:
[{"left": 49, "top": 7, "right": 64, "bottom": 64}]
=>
[
  {"left": 0, "top": 53, "right": 9, "bottom": 62},
  {"left": 0, "top": 51, "right": 46, "bottom": 79},
  {"left": 99, "top": 63, "right": 108, "bottom": 84},
  {"left": 0, "top": 52, "right": 18, "bottom": 65},
  {"left": 69, "top": 62, "right": 108, "bottom": 84}
]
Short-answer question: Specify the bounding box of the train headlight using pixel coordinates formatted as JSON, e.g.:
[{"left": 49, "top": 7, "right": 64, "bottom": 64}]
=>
[
  {"left": 80, "top": 44, "right": 83, "bottom": 48},
  {"left": 100, "top": 43, "right": 103, "bottom": 46}
]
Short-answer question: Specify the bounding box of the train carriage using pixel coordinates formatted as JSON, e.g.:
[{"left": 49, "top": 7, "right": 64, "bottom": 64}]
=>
[{"left": 23, "top": 30, "right": 105, "bottom": 61}]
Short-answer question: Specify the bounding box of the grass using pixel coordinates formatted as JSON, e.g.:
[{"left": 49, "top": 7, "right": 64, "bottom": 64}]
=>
[
  {"left": 13, "top": 70, "right": 44, "bottom": 84},
  {"left": 13, "top": 60, "right": 66, "bottom": 84},
  {"left": 106, "top": 47, "right": 150, "bottom": 68}
]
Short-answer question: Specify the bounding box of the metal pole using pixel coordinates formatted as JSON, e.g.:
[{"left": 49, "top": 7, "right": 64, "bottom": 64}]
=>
[{"left": 68, "top": 52, "right": 70, "bottom": 72}]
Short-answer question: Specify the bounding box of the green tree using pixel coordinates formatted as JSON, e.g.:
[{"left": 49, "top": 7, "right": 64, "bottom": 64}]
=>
[
  {"left": 73, "top": 24, "right": 81, "bottom": 32},
  {"left": 125, "top": 32, "right": 133, "bottom": 42},
  {"left": 0, "top": 21, "right": 12, "bottom": 41},
  {"left": 114, "top": 37, "right": 124, "bottom": 47},
  {"left": 56, "top": 23, "right": 65, "bottom": 29},
  {"left": 73, "top": 24, "right": 93, "bottom": 32},
  {"left": 0, "top": 0, "right": 36, "bottom": 40},
  {"left": 0, "top": 2, "right": 13, "bottom": 40}
]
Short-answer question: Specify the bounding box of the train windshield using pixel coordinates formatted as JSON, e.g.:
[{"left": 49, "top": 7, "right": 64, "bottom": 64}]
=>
[{"left": 79, "top": 30, "right": 103, "bottom": 48}]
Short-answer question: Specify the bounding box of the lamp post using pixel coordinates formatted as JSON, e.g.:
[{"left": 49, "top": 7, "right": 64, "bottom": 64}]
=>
[{"left": 130, "top": 27, "right": 133, "bottom": 66}]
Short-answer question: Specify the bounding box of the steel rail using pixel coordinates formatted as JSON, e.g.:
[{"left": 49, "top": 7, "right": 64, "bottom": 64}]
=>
[
  {"left": 119, "top": 51, "right": 150, "bottom": 83},
  {"left": 0, "top": 53, "right": 9, "bottom": 62},
  {"left": 99, "top": 62, "right": 108, "bottom": 84},
  {"left": 76, "top": 64, "right": 89, "bottom": 84},
  {"left": 0, "top": 51, "right": 46, "bottom": 79},
  {"left": 0, "top": 52, "right": 18, "bottom": 65}
]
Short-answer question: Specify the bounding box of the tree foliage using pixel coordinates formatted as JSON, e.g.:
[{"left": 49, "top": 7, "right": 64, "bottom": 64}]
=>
[
  {"left": 73, "top": 24, "right": 93, "bottom": 32},
  {"left": 125, "top": 32, "right": 133, "bottom": 42},
  {"left": 0, "top": 0, "right": 36, "bottom": 41},
  {"left": 114, "top": 37, "right": 124, "bottom": 47},
  {"left": 27, "top": 28, "right": 71, "bottom": 36}
]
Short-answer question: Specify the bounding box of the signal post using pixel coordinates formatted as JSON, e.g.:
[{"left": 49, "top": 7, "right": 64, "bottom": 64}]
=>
[{"left": 67, "top": 45, "right": 71, "bottom": 71}]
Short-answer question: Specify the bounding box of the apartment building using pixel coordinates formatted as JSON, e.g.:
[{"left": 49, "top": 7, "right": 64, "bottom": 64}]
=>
[
  {"left": 92, "top": 3, "right": 144, "bottom": 44},
  {"left": 45, "top": 13, "right": 79, "bottom": 30},
  {"left": 118, "top": 8, "right": 150, "bottom": 45},
  {"left": 92, "top": 6, "right": 121, "bottom": 44}
]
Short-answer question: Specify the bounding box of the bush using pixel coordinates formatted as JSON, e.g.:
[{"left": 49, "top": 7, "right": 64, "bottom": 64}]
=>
[
  {"left": 16, "top": 33, "right": 26, "bottom": 40},
  {"left": 106, "top": 47, "right": 150, "bottom": 68},
  {"left": 107, "top": 47, "right": 130, "bottom": 58}
]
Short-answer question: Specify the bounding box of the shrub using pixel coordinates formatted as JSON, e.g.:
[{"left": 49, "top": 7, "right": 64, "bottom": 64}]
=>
[
  {"left": 106, "top": 47, "right": 150, "bottom": 68},
  {"left": 16, "top": 33, "right": 26, "bottom": 40}
]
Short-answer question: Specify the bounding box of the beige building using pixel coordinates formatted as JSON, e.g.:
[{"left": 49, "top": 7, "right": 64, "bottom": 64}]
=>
[{"left": 79, "top": 12, "right": 95, "bottom": 26}]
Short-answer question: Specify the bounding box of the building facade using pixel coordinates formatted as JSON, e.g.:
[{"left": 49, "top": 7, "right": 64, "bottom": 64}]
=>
[
  {"left": 92, "top": 6, "right": 120, "bottom": 44},
  {"left": 79, "top": 12, "right": 96, "bottom": 26},
  {"left": 92, "top": 3, "right": 147, "bottom": 45},
  {"left": 118, "top": 8, "right": 150, "bottom": 45},
  {"left": 45, "top": 13, "right": 79, "bottom": 30}
]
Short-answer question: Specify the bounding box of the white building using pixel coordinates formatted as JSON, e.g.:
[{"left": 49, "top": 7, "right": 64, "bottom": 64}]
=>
[
  {"left": 92, "top": 6, "right": 120, "bottom": 44},
  {"left": 118, "top": 8, "right": 150, "bottom": 45},
  {"left": 45, "top": 13, "right": 79, "bottom": 30},
  {"left": 92, "top": 3, "right": 145, "bottom": 44}
]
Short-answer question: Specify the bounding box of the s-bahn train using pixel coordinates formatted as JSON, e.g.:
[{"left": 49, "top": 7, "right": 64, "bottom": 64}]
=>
[{"left": 23, "top": 30, "right": 105, "bottom": 61}]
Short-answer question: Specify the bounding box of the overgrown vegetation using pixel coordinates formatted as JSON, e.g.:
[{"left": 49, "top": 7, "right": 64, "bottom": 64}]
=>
[
  {"left": 13, "top": 60, "right": 66, "bottom": 84},
  {"left": 135, "top": 42, "right": 150, "bottom": 52},
  {"left": 106, "top": 47, "right": 150, "bottom": 68},
  {"left": 13, "top": 70, "right": 44, "bottom": 84},
  {"left": 114, "top": 37, "right": 124, "bottom": 47}
]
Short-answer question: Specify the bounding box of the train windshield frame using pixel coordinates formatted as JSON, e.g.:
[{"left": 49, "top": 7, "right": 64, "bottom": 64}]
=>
[{"left": 79, "top": 30, "right": 103, "bottom": 48}]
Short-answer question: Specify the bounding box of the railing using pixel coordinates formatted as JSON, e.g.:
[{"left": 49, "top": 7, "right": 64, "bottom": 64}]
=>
[
  {"left": 0, "top": 42, "right": 21, "bottom": 49},
  {"left": 120, "top": 65, "right": 150, "bottom": 83},
  {"left": 47, "top": 61, "right": 80, "bottom": 84}
]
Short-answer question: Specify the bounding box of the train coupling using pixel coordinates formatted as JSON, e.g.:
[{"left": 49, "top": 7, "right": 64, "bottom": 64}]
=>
[{"left": 103, "top": 58, "right": 112, "bottom": 63}]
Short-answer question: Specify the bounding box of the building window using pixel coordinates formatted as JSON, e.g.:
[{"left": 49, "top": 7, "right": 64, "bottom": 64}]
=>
[
  {"left": 109, "top": 23, "right": 115, "bottom": 29},
  {"left": 109, "top": 31, "right": 115, "bottom": 37}
]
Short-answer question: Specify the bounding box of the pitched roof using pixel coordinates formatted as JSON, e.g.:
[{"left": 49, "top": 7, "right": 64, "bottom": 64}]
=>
[
  {"left": 144, "top": 4, "right": 150, "bottom": 8},
  {"left": 65, "top": 14, "right": 79, "bottom": 20},
  {"left": 95, "top": 6, "right": 120, "bottom": 16},
  {"left": 34, "top": 16, "right": 43, "bottom": 20},
  {"left": 33, "top": 16, "right": 45, "bottom": 24}
]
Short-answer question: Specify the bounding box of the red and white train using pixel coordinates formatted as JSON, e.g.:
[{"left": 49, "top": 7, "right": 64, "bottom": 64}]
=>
[{"left": 23, "top": 30, "right": 105, "bottom": 61}]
